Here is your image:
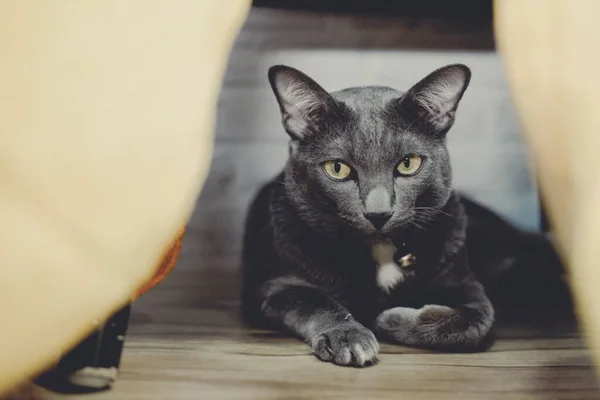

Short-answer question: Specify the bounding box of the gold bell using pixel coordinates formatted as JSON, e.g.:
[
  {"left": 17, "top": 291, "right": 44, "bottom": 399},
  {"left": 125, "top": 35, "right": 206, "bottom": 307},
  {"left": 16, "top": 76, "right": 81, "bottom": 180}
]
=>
[{"left": 398, "top": 253, "right": 416, "bottom": 268}]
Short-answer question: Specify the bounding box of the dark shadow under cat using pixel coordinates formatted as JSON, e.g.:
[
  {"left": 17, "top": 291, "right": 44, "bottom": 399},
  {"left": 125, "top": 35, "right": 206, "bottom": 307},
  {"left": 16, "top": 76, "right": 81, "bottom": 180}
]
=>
[{"left": 240, "top": 64, "right": 571, "bottom": 367}]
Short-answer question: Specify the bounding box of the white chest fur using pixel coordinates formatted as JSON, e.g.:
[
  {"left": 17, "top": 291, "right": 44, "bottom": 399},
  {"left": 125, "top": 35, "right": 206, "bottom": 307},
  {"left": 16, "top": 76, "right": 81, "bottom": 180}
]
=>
[{"left": 371, "top": 243, "right": 404, "bottom": 293}]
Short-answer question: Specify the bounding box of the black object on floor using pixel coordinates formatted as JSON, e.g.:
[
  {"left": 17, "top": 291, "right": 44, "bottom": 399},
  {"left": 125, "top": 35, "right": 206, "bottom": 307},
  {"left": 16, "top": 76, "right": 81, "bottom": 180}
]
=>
[{"left": 35, "top": 304, "right": 131, "bottom": 394}]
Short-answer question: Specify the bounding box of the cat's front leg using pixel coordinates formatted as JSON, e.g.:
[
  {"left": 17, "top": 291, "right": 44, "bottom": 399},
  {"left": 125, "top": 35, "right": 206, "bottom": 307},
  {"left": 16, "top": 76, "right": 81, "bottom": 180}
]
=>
[
  {"left": 259, "top": 276, "right": 379, "bottom": 367},
  {"left": 374, "top": 280, "right": 494, "bottom": 351}
]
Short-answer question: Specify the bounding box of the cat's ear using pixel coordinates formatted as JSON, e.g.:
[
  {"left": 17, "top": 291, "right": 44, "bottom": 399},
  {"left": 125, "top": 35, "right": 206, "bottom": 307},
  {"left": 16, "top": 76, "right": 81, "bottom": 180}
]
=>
[
  {"left": 268, "top": 65, "right": 339, "bottom": 140},
  {"left": 403, "top": 64, "right": 471, "bottom": 134}
]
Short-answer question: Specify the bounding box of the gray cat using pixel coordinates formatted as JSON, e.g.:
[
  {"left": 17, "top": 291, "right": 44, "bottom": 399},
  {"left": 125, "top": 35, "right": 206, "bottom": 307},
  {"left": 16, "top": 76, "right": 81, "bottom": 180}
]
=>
[{"left": 241, "top": 64, "right": 566, "bottom": 367}]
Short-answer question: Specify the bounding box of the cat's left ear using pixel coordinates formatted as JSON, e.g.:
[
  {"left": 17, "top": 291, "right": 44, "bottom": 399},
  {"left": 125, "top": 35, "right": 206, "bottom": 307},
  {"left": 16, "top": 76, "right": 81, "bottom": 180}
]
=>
[
  {"left": 402, "top": 64, "right": 471, "bottom": 134},
  {"left": 268, "top": 65, "right": 340, "bottom": 141}
]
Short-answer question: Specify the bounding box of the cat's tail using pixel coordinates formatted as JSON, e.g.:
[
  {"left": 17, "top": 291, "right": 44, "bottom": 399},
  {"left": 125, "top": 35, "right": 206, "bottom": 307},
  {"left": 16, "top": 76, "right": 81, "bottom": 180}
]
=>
[{"left": 461, "top": 195, "right": 571, "bottom": 307}]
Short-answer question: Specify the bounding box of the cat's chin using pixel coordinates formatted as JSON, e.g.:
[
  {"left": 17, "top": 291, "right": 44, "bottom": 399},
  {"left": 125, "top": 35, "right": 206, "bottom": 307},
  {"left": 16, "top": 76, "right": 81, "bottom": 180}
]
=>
[
  {"left": 367, "top": 233, "right": 392, "bottom": 244},
  {"left": 361, "top": 224, "right": 415, "bottom": 243},
  {"left": 366, "top": 229, "right": 400, "bottom": 241}
]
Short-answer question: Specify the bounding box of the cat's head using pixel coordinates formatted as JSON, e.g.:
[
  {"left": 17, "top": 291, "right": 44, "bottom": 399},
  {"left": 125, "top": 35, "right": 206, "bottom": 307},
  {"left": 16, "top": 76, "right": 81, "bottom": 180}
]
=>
[{"left": 268, "top": 64, "right": 470, "bottom": 239}]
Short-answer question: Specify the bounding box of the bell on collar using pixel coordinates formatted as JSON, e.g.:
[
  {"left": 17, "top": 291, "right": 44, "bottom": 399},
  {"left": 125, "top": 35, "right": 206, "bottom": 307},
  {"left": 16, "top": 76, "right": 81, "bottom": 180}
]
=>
[{"left": 397, "top": 253, "right": 417, "bottom": 268}]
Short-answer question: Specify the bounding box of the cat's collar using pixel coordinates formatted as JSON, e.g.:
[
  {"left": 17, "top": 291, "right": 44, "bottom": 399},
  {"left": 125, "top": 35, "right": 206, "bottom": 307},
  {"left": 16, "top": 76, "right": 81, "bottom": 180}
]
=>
[
  {"left": 370, "top": 239, "right": 417, "bottom": 268},
  {"left": 395, "top": 242, "right": 417, "bottom": 268}
]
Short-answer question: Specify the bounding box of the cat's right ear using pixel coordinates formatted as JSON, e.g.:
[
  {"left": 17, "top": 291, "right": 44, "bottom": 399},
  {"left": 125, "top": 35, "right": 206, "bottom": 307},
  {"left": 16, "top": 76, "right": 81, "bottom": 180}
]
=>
[
  {"left": 268, "top": 65, "right": 339, "bottom": 141},
  {"left": 402, "top": 64, "right": 471, "bottom": 135}
]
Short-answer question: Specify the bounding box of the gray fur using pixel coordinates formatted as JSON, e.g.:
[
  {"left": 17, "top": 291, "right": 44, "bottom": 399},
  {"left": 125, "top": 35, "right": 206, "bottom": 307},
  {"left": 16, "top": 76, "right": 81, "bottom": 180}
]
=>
[
  {"left": 364, "top": 186, "right": 392, "bottom": 216},
  {"left": 241, "top": 64, "right": 564, "bottom": 367},
  {"left": 375, "top": 281, "right": 494, "bottom": 349}
]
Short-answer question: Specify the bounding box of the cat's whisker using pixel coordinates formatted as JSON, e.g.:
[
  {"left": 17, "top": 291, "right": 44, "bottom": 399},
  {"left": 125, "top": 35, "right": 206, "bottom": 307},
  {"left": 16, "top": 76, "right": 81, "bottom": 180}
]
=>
[
  {"left": 384, "top": 237, "right": 397, "bottom": 249},
  {"left": 415, "top": 214, "right": 453, "bottom": 232},
  {"left": 413, "top": 216, "right": 434, "bottom": 225},
  {"left": 414, "top": 207, "right": 452, "bottom": 218},
  {"left": 415, "top": 208, "right": 451, "bottom": 221},
  {"left": 412, "top": 219, "right": 435, "bottom": 232},
  {"left": 411, "top": 220, "right": 430, "bottom": 233},
  {"left": 410, "top": 214, "right": 454, "bottom": 238}
]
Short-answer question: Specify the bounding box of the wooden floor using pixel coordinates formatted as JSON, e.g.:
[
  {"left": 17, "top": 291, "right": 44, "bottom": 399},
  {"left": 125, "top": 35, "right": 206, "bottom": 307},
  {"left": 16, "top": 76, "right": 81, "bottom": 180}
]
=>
[{"left": 13, "top": 6, "right": 600, "bottom": 400}]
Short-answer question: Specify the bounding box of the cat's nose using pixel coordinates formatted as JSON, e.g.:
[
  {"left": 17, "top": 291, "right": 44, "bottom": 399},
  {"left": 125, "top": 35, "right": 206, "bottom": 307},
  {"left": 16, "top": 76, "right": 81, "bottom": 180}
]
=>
[
  {"left": 364, "top": 211, "right": 392, "bottom": 230},
  {"left": 364, "top": 186, "right": 393, "bottom": 229}
]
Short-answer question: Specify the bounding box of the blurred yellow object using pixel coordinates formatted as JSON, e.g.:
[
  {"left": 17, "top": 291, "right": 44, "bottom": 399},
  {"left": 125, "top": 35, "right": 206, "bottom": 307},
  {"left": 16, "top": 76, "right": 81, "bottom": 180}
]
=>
[
  {"left": 0, "top": 0, "right": 249, "bottom": 395},
  {"left": 495, "top": 0, "right": 600, "bottom": 373}
]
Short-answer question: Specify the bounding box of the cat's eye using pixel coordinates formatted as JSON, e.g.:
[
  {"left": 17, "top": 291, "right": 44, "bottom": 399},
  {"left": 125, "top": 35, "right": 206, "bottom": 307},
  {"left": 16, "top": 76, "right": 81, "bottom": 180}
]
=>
[
  {"left": 323, "top": 160, "right": 352, "bottom": 181},
  {"left": 396, "top": 155, "right": 423, "bottom": 176}
]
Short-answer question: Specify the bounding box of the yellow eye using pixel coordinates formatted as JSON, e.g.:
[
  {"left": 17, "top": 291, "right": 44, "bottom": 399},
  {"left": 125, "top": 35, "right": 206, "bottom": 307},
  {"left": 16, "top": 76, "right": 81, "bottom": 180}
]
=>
[
  {"left": 396, "top": 155, "right": 423, "bottom": 176},
  {"left": 323, "top": 160, "right": 352, "bottom": 181}
]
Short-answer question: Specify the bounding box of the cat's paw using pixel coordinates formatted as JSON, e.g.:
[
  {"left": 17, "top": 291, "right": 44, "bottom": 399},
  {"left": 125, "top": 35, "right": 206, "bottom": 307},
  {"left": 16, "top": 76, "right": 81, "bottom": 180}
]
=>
[
  {"left": 375, "top": 305, "right": 491, "bottom": 351},
  {"left": 310, "top": 323, "right": 379, "bottom": 367},
  {"left": 375, "top": 305, "right": 449, "bottom": 344}
]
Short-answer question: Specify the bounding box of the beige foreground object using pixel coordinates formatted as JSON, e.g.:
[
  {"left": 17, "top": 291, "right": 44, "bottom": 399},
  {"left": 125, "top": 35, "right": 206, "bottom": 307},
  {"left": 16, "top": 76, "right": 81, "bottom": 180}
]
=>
[
  {"left": 0, "top": 1, "right": 249, "bottom": 394},
  {"left": 495, "top": 0, "right": 600, "bottom": 372}
]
